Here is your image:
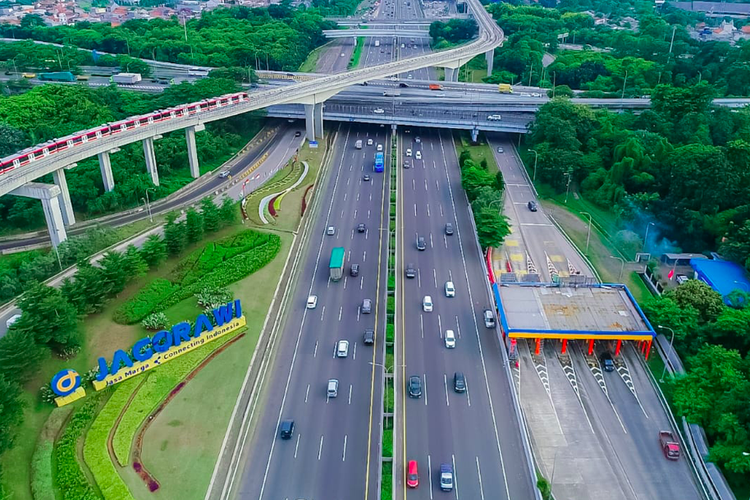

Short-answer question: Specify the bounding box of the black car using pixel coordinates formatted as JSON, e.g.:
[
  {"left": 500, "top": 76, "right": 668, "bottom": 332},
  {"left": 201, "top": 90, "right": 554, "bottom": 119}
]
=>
[
  {"left": 527, "top": 201, "right": 538, "bottom": 212},
  {"left": 445, "top": 223, "right": 454, "bottom": 236},
  {"left": 454, "top": 372, "right": 466, "bottom": 393},
  {"left": 279, "top": 419, "right": 295, "bottom": 439},
  {"left": 600, "top": 352, "right": 615, "bottom": 372},
  {"left": 417, "top": 236, "right": 426, "bottom": 251},
  {"left": 357, "top": 223, "right": 366, "bottom": 233},
  {"left": 363, "top": 329, "right": 375, "bottom": 345},
  {"left": 350, "top": 264, "right": 360, "bottom": 277},
  {"left": 363, "top": 174, "right": 371, "bottom": 181},
  {"left": 408, "top": 375, "right": 422, "bottom": 398},
  {"left": 399, "top": 82, "right": 409, "bottom": 88},
  {"left": 405, "top": 264, "right": 416, "bottom": 279},
  {"left": 294, "top": 131, "right": 302, "bottom": 137}
]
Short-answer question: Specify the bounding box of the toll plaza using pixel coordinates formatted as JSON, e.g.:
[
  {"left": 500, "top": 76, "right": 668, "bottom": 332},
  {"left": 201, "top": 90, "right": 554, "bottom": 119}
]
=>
[{"left": 490, "top": 278, "right": 655, "bottom": 360}]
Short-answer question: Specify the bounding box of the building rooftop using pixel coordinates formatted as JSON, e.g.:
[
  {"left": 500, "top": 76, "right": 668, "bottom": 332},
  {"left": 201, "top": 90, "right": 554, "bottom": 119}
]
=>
[
  {"left": 495, "top": 284, "right": 654, "bottom": 340},
  {"left": 690, "top": 258, "right": 750, "bottom": 301}
]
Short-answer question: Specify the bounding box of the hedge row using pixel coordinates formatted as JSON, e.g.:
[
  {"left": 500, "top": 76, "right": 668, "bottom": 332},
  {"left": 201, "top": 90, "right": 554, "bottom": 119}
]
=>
[
  {"left": 112, "top": 333, "right": 238, "bottom": 465},
  {"left": 54, "top": 395, "right": 102, "bottom": 500},
  {"left": 83, "top": 380, "right": 140, "bottom": 500},
  {"left": 115, "top": 231, "right": 281, "bottom": 324},
  {"left": 113, "top": 279, "right": 181, "bottom": 324},
  {"left": 32, "top": 407, "right": 71, "bottom": 500}
]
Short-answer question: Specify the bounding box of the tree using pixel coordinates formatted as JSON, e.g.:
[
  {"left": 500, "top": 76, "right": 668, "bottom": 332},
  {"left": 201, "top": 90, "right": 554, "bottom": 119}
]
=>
[
  {"left": 0, "top": 328, "right": 48, "bottom": 382},
  {"left": 15, "top": 283, "right": 81, "bottom": 352},
  {"left": 100, "top": 251, "right": 129, "bottom": 295},
  {"left": 461, "top": 166, "right": 495, "bottom": 201},
  {"left": 0, "top": 124, "right": 27, "bottom": 157},
  {"left": 61, "top": 261, "right": 109, "bottom": 314},
  {"left": 122, "top": 245, "right": 148, "bottom": 280},
  {"left": 164, "top": 212, "right": 188, "bottom": 255},
  {"left": 669, "top": 278, "right": 725, "bottom": 324},
  {"left": 200, "top": 196, "right": 220, "bottom": 233},
  {"left": 474, "top": 207, "right": 511, "bottom": 249},
  {"left": 140, "top": 234, "right": 167, "bottom": 268},
  {"left": 494, "top": 171, "right": 505, "bottom": 192},
  {"left": 0, "top": 374, "right": 23, "bottom": 456},
  {"left": 186, "top": 208, "right": 204, "bottom": 243},
  {"left": 549, "top": 85, "right": 574, "bottom": 98},
  {"left": 218, "top": 197, "right": 238, "bottom": 226}
]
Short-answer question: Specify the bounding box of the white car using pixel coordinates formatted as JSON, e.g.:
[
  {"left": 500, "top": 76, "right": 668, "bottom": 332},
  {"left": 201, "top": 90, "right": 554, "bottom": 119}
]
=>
[
  {"left": 406, "top": 148, "right": 412, "bottom": 157},
  {"left": 445, "top": 281, "right": 456, "bottom": 297},
  {"left": 367, "top": 138, "right": 374, "bottom": 146},
  {"left": 218, "top": 170, "right": 230, "bottom": 178},
  {"left": 377, "top": 144, "right": 383, "bottom": 152},
  {"left": 307, "top": 295, "right": 318, "bottom": 309},
  {"left": 487, "top": 114, "right": 502, "bottom": 121},
  {"left": 327, "top": 226, "right": 335, "bottom": 235},
  {"left": 373, "top": 108, "right": 385, "bottom": 114},
  {"left": 337, "top": 340, "right": 350, "bottom": 358},
  {"left": 422, "top": 295, "right": 433, "bottom": 312},
  {"left": 445, "top": 330, "right": 456, "bottom": 348},
  {"left": 415, "top": 151, "right": 422, "bottom": 160}
]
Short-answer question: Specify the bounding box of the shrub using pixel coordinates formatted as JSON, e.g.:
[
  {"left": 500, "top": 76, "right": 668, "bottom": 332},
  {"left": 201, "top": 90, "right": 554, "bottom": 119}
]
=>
[
  {"left": 195, "top": 286, "right": 233, "bottom": 308},
  {"left": 113, "top": 279, "right": 180, "bottom": 324},
  {"left": 141, "top": 312, "right": 169, "bottom": 331},
  {"left": 382, "top": 429, "right": 393, "bottom": 458},
  {"left": 31, "top": 442, "right": 55, "bottom": 500},
  {"left": 55, "top": 395, "right": 101, "bottom": 500},
  {"left": 386, "top": 324, "right": 395, "bottom": 343}
]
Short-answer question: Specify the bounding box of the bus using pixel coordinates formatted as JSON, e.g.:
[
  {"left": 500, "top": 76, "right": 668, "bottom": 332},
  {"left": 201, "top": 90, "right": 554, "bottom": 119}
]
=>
[
  {"left": 329, "top": 247, "right": 345, "bottom": 281},
  {"left": 188, "top": 67, "right": 210, "bottom": 77},
  {"left": 374, "top": 152, "right": 384, "bottom": 172}
]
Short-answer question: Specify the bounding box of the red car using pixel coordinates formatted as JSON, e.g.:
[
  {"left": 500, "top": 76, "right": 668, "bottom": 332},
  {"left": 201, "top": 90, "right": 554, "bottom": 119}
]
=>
[{"left": 407, "top": 460, "right": 419, "bottom": 488}]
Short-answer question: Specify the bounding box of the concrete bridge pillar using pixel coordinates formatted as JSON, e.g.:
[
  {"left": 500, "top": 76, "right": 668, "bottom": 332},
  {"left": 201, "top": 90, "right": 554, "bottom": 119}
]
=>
[
  {"left": 470, "top": 128, "right": 479, "bottom": 142},
  {"left": 304, "top": 104, "right": 316, "bottom": 142},
  {"left": 485, "top": 49, "right": 494, "bottom": 76},
  {"left": 11, "top": 183, "right": 67, "bottom": 247},
  {"left": 52, "top": 168, "right": 76, "bottom": 226},
  {"left": 185, "top": 125, "right": 204, "bottom": 179},
  {"left": 314, "top": 102, "right": 324, "bottom": 139},
  {"left": 143, "top": 137, "right": 160, "bottom": 186},
  {"left": 444, "top": 67, "right": 458, "bottom": 82},
  {"left": 98, "top": 151, "right": 115, "bottom": 192}
]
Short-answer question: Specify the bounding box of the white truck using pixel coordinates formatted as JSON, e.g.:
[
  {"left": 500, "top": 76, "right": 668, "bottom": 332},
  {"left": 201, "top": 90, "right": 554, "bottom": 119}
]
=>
[
  {"left": 375, "top": 40, "right": 380, "bottom": 47},
  {"left": 112, "top": 72, "right": 142, "bottom": 85}
]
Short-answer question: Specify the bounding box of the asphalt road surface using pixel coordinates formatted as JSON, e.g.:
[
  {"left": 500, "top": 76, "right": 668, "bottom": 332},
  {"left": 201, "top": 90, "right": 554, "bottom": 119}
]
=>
[
  {"left": 394, "top": 128, "right": 536, "bottom": 500},
  {"left": 491, "top": 135, "right": 703, "bottom": 500},
  {"left": 231, "top": 124, "right": 389, "bottom": 500}
]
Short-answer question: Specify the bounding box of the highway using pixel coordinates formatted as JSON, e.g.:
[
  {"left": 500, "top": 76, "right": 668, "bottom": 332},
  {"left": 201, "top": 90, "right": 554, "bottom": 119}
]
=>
[
  {"left": 394, "top": 128, "right": 535, "bottom": 499},
  {"left": 223, "top": 124, "right": 388, "bottom": 500},
  {"left": 490, "top": 135, "right": 703, "bottom": 500}
]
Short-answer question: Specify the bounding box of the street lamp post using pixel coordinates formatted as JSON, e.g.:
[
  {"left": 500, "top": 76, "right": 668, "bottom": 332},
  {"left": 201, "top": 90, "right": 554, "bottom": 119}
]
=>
[
  {"left": 144, "top": 188, "right": 155, "bottom": 223},
  {"left": 527, "top": 148, "right": 539, "bottom": 182},
  {"left": 564, "top": 171, "right": 572, "bottom": 204},
  {"left": 609, "top": 255, "right": 625, "bottom": 282},
  {"left": 657, "top": 325, "right": 676, "bottom": 383},
  {"left": 581, "top": 211, "right": 593, "bottom": 254},
  {"left": 643, "top": 222, "right": 655, "bottom": 252}
]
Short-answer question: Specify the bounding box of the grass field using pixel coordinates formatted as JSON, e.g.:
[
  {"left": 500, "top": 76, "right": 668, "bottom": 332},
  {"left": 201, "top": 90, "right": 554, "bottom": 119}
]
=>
[
  {"left": 131, "top": 232, "right": 292, "bottom": 500},
  {"left": 458, "top": 54, "right": 488, "bottom": 83},
  {"left": 349, "top": 37, "right": 365, "bottom": 69},
  {"left": 454, "top": 132, "right": 499, "bottom": 173},
  {"left": 299, "top": 42, "right": 332, "bottom": 73}
]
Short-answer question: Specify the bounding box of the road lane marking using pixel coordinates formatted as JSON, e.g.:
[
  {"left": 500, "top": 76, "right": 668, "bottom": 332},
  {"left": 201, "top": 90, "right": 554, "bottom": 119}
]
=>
[
  {"left": 414, "top": 203, "right": 417, "bottom": 217},
  {"left": 452, "top": 454, "right": 459, "bottom": 500},
  {"left": 433, "top": 268, "right": 437, "bottom": 288},
  {"left": 361, "top": 276, "right": 364, "bottom": 289},
  {"left": 466, "top": 377, "right": 472, "bottom": 407},
  {"left": 475, "top": 457, "right": 485, "bottom": 500},
  {"left": 455, "top": 315, "right": 461, "bottom": 338},
  {"left": 343, "top": 276, "right": 348, "bottom": 289},
  {"left": 417, "top": 268, "right": 421, "bottom": 288},
  {"left": 424, "top": 179, "right": 428, "bottom": 191},
  {"left": 428, "top": 454, "right": 434, "bottom": 500},
  {"left": 368, "top": 209, "right": 371, "bottom": 219},
  {"left": 427, "top": 204, "right": 431, "bottom": 217},
  {"left": 344, "top": 193, "right": 347, "bottom": 201},
  {"left": 444, "top": 373, "right": 450, "bottom": 407},
  {"left": 318, "top": 436, "right": 324, "bottom": 461},
  {"left": 357, "top": 192, "right": 360, "bottom": 202},
  {"left": 354, "top": 209, "right": 358, "bottom": 218},
  {"left": 305, "top": 384, "right": 310, "bottom": 403},
  {"left": 436, "top": 179, "right": 439, "bottom": 191},
  {"left": 349, "top": 384, "right": 353, "bottom": 405},
  {"left": 357, "top": 307, "right": 361, "bottom": 322},
  {"left": 339, "top": 306, "right": 343, "bottom": 321},
  {"left": 430, "top": 233, "right": 434, "bottom": 248},
  {"left": 320, "top": 306, "right": 326, "bottom": 321},
  {"left": 294, "top": 434, "right": 300, "bottom": 458},
  {"left": 343, "top": 435, "right": 348, "bottom": 462},
  {"left": 363, "top": 250, "right": 367, "bottom": 262},
  {"left": 423, "top": 373, "right": 428, "bottom": 406},
  {"left": 420, "top": 314, "right": 424, "bottom": 338},
  {"left": 412, "top": 178, "right": 416, "bottom": 190},
  {"left": 438, "top": 314, "right": 442, "bottom": 337},
  {"left": 313, "top": 341, "right": 318, "bottom": 358},
  {"left": 444, "top": 234, "right": 448, "bottom": 248},
  {"left": 353, "top": 342, "right": 357, "bottom": 360}
]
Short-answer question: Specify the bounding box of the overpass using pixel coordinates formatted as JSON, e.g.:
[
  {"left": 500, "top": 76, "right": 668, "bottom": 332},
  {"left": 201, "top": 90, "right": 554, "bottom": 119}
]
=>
[
  {"left": 0, "top": 0, "right": 503, "bottom": 247},
  {"left": 323, "top": 28, "right": 430, "bottom": 38}
]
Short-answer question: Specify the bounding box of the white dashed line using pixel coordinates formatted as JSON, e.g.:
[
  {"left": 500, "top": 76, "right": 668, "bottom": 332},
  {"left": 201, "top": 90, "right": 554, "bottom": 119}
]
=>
[
  {"left": 318, "top": 436, "right": 324, "bottom": 461},
  {"left": 305, "top": 384, "right": 310, "bottom": 403},
  {"left": 294, "top": 434, "right": 300, "bottom": 458}
]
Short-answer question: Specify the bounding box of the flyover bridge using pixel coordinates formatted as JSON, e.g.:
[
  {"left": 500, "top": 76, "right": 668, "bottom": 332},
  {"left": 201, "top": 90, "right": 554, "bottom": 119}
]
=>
[
  {"left": 323, "top": 28, "right": 430, "bottom": 38},
  {"left": 0, "top": 0, "right": 503, "bottom": 247}
]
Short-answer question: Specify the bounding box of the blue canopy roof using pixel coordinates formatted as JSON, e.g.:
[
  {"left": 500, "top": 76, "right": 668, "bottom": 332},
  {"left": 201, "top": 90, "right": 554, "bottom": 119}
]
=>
[{"left": 690, "top": 259, "right": 750, "bottom": 302}]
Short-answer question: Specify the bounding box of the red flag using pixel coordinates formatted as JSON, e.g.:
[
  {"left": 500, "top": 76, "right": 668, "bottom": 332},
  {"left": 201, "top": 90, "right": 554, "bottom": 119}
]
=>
[{"left": 668, "top": 269, "right": 675, "bottom": 280}]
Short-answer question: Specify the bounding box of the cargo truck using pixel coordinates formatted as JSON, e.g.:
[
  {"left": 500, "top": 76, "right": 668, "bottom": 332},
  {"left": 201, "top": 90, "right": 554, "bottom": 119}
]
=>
[
  {"left": 330, "top": 247, "right": 345, "bottom": 281},
  {"left": 498, "top": 83, "right": 513, "bottom": 94},
  {"left": 429, "top": 84, "right": 443, "bottom": 91},
  {"left": 383, "top": 90, "right": 400, "bottom": 97},
  {"left": 659, "top": 431, "right": 681, "bottom": 460},
  {"left": 355, "top": 140, "right": 363, "bottom": 149},
  {"left": 38, "top": 72, "right": 75, "bottom": 82},
  {"left": 111, "top": 72, "right": 142, "bottom": 85}
]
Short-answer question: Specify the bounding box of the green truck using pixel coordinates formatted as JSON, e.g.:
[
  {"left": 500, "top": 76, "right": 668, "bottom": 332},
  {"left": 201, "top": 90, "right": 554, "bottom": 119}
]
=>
[
  {"left": 329, "top": 247, "right": 345, "bottom": 281},
  {"left": 38, "top": 72, "right": 76, "bottom": 82}
]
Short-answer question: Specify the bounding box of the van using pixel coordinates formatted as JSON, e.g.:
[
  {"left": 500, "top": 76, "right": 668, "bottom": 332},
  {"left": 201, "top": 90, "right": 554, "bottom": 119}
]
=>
[
  {"left": 279, "top": 419, "right": 294, "bottom": 439},
  {"left": 407, "top": 460, "right": 419, "bottom": 487},
  {"left": 327, "top": 379, "right": 339, "bottom": 398},
  {"left": 440, "top": 463, "right": 454, "bottom": 491},
  {"left": 362, "top": 298, "right": 372, "bottom": 314},
  {"left": 483, "top": 309, "right": 495, "bottom": 328}
]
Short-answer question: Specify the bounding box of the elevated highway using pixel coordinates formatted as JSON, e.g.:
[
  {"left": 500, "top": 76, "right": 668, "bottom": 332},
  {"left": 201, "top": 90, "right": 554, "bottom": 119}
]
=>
[
  {"left": 0, "top": 0, "right": 503, "bottom": 247},
  {"left": 323, "top": 28, "right": 430, "bottom": 38}
]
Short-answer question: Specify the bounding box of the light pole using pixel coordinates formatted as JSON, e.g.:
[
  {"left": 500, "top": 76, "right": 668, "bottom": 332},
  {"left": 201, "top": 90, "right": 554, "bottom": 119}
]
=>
[
  {"left": 643, "top": 222, "right": 655, "bottom": 252},
  {"left": 528, "top": 148, "right": 539, "bottom": 182},
  {"left": 609, "top": 255, "right": 625, "bottom": 282},
  {"left": 581, "top": 211, "right": 593, "bottom": 254},
  {"left": 657, "top": 325, "right": 675, "bottom": 383},
  {"left": 564, "top": 170, "right": 572, "bottom": 204},
  {"left": 144, "top": 188, "right": 155, "bottom": 223}
]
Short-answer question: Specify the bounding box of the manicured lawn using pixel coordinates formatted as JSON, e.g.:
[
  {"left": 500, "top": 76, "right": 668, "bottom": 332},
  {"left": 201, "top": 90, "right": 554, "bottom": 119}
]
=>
[
  {"left": 455, "top": 132, "right": 499, "bottom": 173},
  {"left": 299, "top": 42, "right": 332, "bottom": 73},
  {"left": 130, "top": 232, "right": 293, "bottom": 500},
  {"left": 459, "top": 54, "right": 488, "bottom": 83},
  {"left": 381, "top": 462, "right": 393, "bottom": 499},
  {"left": 350, "top": 37, "right": 365, "bottom": 69}
]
